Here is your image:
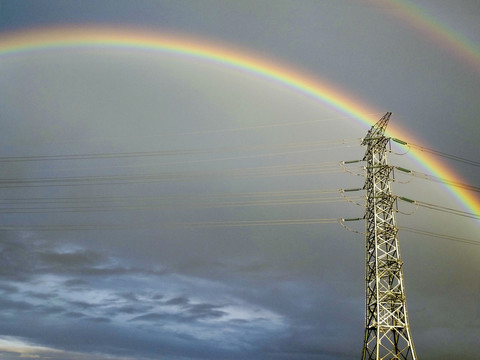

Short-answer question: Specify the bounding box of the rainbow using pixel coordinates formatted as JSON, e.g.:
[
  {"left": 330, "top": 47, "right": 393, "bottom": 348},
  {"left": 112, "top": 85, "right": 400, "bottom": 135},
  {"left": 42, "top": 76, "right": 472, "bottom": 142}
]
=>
[
  {"left": 373, "top": 0, "right": 480, "bottom": 76},
  {"left": 0, "top": 26, "right": 478, "bottom": 218}
]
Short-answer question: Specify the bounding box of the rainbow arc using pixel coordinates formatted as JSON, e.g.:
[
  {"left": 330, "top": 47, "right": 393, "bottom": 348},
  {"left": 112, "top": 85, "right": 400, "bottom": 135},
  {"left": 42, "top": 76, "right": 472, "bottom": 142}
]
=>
[{"left": 0, "top": 26, "right": 478, "bottom": 217}]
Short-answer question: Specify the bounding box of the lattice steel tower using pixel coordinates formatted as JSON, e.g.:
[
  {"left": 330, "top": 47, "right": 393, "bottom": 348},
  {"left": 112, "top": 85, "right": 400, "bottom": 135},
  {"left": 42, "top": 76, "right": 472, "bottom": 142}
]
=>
[{"left": 361, "top": 113, "right": 417, "bottom": 360}]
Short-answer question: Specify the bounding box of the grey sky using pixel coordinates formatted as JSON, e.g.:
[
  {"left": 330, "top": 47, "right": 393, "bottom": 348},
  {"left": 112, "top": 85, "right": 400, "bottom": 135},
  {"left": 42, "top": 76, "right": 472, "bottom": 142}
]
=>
[{"left": 0, "top": 1, "right": 479, "bottom": 359}]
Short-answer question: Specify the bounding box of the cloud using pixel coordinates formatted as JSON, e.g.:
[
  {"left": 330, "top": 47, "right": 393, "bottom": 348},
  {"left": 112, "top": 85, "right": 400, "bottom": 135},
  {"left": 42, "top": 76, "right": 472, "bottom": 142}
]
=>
[
  {"left": 0, "top": 235, "right": 37, "bottom": 281},
  {"left": 130, "top": 312, "right": 171, "bottom": 322},
  {"left": 63, "top": 279, "right": 89, "bottom": 288},
  {"left": 64, "top": 311, "right": 86, "bottom": 319},
  {"left": 164, "top": 295, "right": 189, "bottom": 306},
  {"left": 0, "top": 335, "right": 141, "bottom": 360},
  {"left": 0, "top": 284, "right": 19, "bottom": 294},
  {"left": 38, "top": 249, "right": 105, "bottom": 267},
  {"left": 186, "top": 303, "right": 227, "bottom": 320},
  {"left": 0, "top": 248, "right": 288, "bottom": 359},
  {"left": 130, "top": 297, "right": 228, "bottom": 324},
  {"left": 0, "top": 233, "right": 168, "bottom": 285},
  {"left": 0, "top": 298, "right": 35, "bottom": 312}
]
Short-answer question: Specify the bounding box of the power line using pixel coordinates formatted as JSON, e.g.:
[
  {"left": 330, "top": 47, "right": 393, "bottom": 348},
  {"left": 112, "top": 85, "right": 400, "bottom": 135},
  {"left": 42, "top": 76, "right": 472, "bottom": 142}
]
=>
[
  {"left": 35, "top": 114, "right": 379, "bottom": 146},
  {"left": 342, "top": 154, "right": 480, "bottom": 194},
  {"left": 0, "top": 188, "right": 344, "bottom": 204},
  {"left": 2, "top": 217, "right": 478, "bottom": 247},
  {"left": 394, "top": 166, "right": 480, "bottom": 193},
  {"left": 0, "top": 188, "right": 359, "bottom": 214},
  {"left": 41, "top": 145, "right": 358, "bottom": 175},
  {"left": 172, "top": 115, "right": 378, "bottom": 136},
  {"left": 333, "top": 187, "right": 479, "bottom": 221},
  {"left": 397, "top": 196, "right": 480, "bottom": 220},
  {"left": 339, "top": 214, "right": 480, "bottom": 247},
  {"left": 178, "top": 218, "right": 340, "bottom": 228},
  {"left": 0, "top": 218, "right": 341, "bottom": 232},
  {"left": 341, "top": 161, "right": 480, "bottom": 193},
  {"left": 0, "top": 138, "right": 361, "bottom": 163},
  {"left": 0, "top": 196, "right": 362, "bottom": 214},
  {"left": 342, "top": 160, "right": 480, "bottom": 194},
  {"left": 399, "top": 227, "right": 480, "bottom": 246},
  {"left": 391, "top": 138, "right": 480, "bottom": 167},
  {"left": 0, "top": 224, "right": 125, "bottom": 231},
  {"left": 0, "top": 162, "right": 346, "bottom": 188}
]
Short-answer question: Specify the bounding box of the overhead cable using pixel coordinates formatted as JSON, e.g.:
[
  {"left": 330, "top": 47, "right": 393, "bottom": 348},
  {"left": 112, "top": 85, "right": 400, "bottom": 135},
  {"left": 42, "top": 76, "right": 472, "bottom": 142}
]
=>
[
  {"left": 0, "top": 218, "right": 341, "bottom": 231},
  {"left": 43, "top": 114, "right": 380, "bottom": 145},
  {"left": 397, "top": 196, "right": 480, "bottom": 220},
  {"left": 0, "top": 196, "right": 363, "bottom": 214},
  {"left": 2, "top": 219, "right": 478, "bottom": 247},
  {"left": 394, "top": 166, "right": 480, "bottom": 193},
  {"left": 399, "top": 227, "right": 480, "bottom": 246},
  {"left": 0, "top": 138, "right": 361, "bottom": 163},
  {"left": 179, "top": 218, "right": 339, "bottom": 228},
  {"left": 391, "top": 138, "right": 480, "bottom": 167},
  {"left": 0, "top": 188, "right": 345, "bottom": 204},
  {"left": 0, "top": 162, "right": 345, "bottom": 188}
]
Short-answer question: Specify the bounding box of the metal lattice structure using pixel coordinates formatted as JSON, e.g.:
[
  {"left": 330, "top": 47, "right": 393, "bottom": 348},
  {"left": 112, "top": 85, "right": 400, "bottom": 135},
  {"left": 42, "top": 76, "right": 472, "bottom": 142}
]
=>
[{"left": 361, "top": 113, "right": 417, "bottom": 360}]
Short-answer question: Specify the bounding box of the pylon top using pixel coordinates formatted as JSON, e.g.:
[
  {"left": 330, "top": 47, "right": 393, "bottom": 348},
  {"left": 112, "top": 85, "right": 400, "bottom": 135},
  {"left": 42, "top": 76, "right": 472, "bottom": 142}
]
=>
[{"left": 361, "top": 112, "right": 392, "bottom": 145}]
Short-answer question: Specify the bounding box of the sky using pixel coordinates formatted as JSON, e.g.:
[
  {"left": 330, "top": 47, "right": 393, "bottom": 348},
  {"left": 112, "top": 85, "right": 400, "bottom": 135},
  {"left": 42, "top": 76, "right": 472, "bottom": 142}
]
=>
[{"left": 0, "top": 1, "right": 479, "bottom": 359}]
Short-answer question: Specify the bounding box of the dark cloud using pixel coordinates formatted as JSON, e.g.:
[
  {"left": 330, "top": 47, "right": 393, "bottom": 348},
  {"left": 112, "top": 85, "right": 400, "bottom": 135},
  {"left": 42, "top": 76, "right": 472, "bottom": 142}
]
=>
[
  {"left": 86, "top": 317, "right": 111, "bottom": 323},
  {"left": 186, "top": 303, "right": 227, "bottom": 320},
  {"left": 24, "top": 290, "right": 56, "bottom": 300},
  {"left": 114, "top": 305, "right": 152, "bottom": 315},
  {"left": 0, "top": 284, "right": 19, "bottom": 294},
  {"left": 0, "top": 351, "right": 25, "bottom": 360},
  {"left": 164, "top": 296, "right": 189, "bottom": 306},
  {"left": 63, "top": 279, "right": 89, "bottom": 288},
  {"left": 117, "top": 292, "right": 138, "bottom": 302},
  {"left": 64, "top": 311, "right": 87, "bottom": 319},
  {"left": 38, "top": 249, "right": 105, "bottom": 267},
  {"left": 130, "top": 313, "right": 170, "bottom": 323},
  {"left": 0, "top": 237, "right": 37, "bottom": 281},
  {"left": 0, "top": 233, "right": 168, "bottom": 286},
  {"left": 37, "top": 248, "right": 132, "bottom": 276},
  {"left": 0, "top": 298, "right": 35, "bottom": 312},
  {"left": 130, "top": 300, "right": 227, "bottom": 323},
  {"left": 67, "top": 300, "right": 97, "bottom": 310},
  {"left": 38, "top": 304, "right": 66, "bottom": 315}
]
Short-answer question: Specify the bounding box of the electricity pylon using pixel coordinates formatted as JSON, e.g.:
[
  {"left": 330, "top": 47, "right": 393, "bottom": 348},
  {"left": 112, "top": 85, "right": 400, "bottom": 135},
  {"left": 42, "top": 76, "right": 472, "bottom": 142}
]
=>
[{"left": 361, "top": 112, "right": 417, "bottom": 360}]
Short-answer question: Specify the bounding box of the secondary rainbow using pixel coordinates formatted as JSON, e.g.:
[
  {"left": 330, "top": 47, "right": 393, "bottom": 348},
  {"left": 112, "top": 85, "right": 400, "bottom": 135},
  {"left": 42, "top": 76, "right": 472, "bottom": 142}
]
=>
[
  {"left": 0, "top": 26, "right": 478, "bottom": 219},
  {"left": 373, "top": 0, "right": 480, "bottom": 76}
]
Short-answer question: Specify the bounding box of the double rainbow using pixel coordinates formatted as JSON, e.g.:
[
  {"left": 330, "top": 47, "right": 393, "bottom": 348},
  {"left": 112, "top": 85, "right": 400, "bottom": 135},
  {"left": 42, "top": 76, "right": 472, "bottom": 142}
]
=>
[{"left": 0, "top": 26, "right": 478, "bottom": 218}]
